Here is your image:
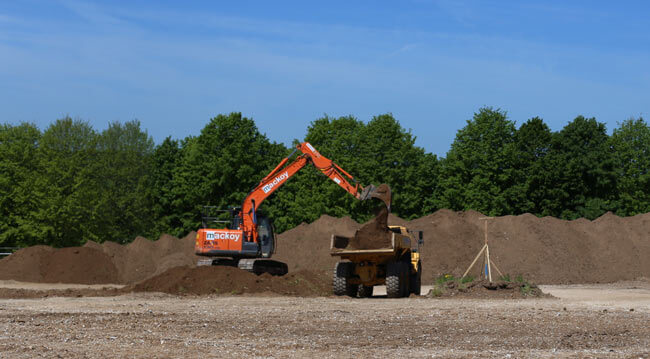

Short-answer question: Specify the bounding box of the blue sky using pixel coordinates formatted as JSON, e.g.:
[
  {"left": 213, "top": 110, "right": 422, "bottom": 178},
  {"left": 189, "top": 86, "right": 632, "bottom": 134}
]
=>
[{"left": 1, "top": 1, "right": 648, "bottom": 156}]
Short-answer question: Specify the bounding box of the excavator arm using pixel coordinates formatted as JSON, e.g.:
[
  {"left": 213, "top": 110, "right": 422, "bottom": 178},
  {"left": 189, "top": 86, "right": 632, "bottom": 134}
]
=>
[{"left": 239, "top": 142, "right": 378, "bottom": 242}]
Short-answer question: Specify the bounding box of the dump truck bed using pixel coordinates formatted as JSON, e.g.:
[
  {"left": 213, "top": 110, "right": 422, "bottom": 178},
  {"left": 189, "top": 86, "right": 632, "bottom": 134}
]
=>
[{"left": 330, "top": 232, "right": 411, "bottom": 256}]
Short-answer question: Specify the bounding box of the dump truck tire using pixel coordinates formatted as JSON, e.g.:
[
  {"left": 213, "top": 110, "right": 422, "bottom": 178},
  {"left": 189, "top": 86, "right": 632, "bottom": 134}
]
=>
[
  {"left": 410, "top": 260, "right": 422, "bottom": 295},
  {"left": 333, "top": 262, "right": 356, "bottom": 297},
  {"left": 386, "top": 261, "right": 402, "bottom": 298},
  {"left": 358, "top": 285, "right": 373, "bottom": 298}
]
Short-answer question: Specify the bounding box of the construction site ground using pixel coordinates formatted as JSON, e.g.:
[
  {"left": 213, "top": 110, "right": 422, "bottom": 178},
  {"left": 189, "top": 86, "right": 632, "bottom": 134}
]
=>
[{"left": 0, "top": 281, "right": 648, "bottom": 358}]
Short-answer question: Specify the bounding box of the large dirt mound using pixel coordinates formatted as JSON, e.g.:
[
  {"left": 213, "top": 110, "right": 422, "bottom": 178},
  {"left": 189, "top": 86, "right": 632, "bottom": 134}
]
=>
[
  {"left": 273, "top": 215, "right": 361, "bottom": 273},
  {"left": 278, "top": 209, "right": 650, "bottom": 285},
  {"left": 129, "top": 266, "right": 330, "bottom": 296},
  {"left": 1, "top": 209, "right": 649, "bottom": 288},
  {"left": 0, "top": 246, "right": 118, "bottom": 284},
  {"left": 0, "top": 232, "right": 200, "bottom": 285}
]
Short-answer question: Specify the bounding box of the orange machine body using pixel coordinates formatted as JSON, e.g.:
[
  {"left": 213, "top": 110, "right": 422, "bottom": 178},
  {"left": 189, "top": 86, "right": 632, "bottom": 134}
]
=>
[{"left": 195, "top": 229, "right": 244, "bottom": 254}]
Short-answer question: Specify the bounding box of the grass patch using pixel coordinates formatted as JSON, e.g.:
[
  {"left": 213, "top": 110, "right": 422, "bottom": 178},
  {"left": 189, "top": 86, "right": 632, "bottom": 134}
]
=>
[
  {"left": 514, "top": 275, "right": 536, "bottom": 296},
  {"left": 428, "top": 274, "right": 475, "bottom": 297},
  {"left": 505, "top": 274, "right": 536, "bottom": 296},
  {"left": 434, "top": 274, "right": 474, "bottom": 285},
  {"left": 430, "top": 287, "right": 444, "bottom": 297},
  {"left": 520, "top": 283, "right": 533, "bottom": 296}
]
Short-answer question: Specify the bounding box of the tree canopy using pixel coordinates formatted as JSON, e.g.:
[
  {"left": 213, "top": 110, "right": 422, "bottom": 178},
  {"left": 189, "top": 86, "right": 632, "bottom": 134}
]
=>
[{"left": 1, "top": 109, "right": 649, "bottom": 247}]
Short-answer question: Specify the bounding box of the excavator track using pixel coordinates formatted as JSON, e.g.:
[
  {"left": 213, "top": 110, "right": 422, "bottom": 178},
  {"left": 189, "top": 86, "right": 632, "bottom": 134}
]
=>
[
  {"left": 238, "top": 259, "right": 288, "bottom": 276},
  {"left": 197, "top": 258, "right": 288, "bottom": 276}
]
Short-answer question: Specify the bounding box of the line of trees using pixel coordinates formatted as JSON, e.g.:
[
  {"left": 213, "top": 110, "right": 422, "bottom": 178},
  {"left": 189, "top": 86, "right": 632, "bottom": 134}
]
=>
[{"left": 1, "top": 109, "right": 649, "bottom": 247}]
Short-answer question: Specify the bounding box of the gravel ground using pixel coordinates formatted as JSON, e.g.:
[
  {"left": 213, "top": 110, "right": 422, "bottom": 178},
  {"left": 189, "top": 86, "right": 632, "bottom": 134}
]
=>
[{"left": 0, "top": 284, "right": 648, "bottom": 358}]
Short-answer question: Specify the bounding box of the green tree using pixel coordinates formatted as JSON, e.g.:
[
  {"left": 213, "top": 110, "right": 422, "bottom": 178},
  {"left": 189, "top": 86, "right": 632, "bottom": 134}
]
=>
[
  {"left": 171, "top": 113, "right": 287, "bottom": 236},
  {"left": 150, "top": 136, "right": 183, "bottom": 237},
  {"left": 94, "top": 120, "right": 155, "bottom": 243},
  {"left": 609, "top": 117, "right": 650, "bottom": 215},
  {"left": 0, "top": 123, "right": 42, "bottom": 246},
  {"left": 512, "top": 117, "right": 553, "bottom": 214},
  {"left": 543, "top": 116, "right": 616, "bottom": 219},
  {"left": 356, "top": 114, "right": 438, "bottom": 219},
  {"left": 34, "top": 117, "right": 99, "bottom": 247},
  {"left": 436, "top": 107, "right": 517, "bottom": 215},
  {"left": 268, "top": 114, "right": 438, "bottom": 232}
]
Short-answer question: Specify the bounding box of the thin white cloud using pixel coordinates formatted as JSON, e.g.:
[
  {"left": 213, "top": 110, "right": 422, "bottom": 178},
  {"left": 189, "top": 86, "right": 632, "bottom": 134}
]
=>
[{"left": 58, "top": 0, "right": 126, "bottom": 25}]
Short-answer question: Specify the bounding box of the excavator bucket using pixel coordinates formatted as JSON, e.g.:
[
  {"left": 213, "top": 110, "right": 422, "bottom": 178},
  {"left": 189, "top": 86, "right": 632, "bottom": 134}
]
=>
[{"left": 359, "top": 183, "right": 392, "bottom": 211}]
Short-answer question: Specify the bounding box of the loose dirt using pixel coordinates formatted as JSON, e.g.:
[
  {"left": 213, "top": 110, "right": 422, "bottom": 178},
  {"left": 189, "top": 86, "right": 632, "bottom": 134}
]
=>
[
  {"left": 0, "top": 233, "right": 200, "bottom": 285},
  {"left": 1, "top": 208, "right": 649, "bottom": 289},
  {"left": 128, "top": 266, "right": 330, "bottom": 296},
  {"left": 368, "top": 183, "right": 392, "bottom": 208},
  {"left": 278, "top": 209, "right": 650, "bottom": 285},
  {"left": 426, "top": 279, "right": 549, "bottom": 299},
  {"left": 347, "top": 206, "right": 392, "bottom": 250},
  {"left": 330, "top": 183, "right": 394, "bottom": 250},
  {"left": 0, "top": 290, "right": 647, "bottom": 358},
  {"left": 0, "top": 246, "right": 118, "bottom": 284}
]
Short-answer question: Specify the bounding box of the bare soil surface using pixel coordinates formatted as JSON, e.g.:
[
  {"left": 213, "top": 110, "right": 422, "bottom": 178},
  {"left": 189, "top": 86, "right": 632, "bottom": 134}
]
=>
[
  {"left": 1, "top": 210, "right": 648, "bottom": 287},
  {"left": 128, "top": 266, "right": 331, "bottom": 296},
  {"left": 0, "top": 233, "right": 200, "bottom": 285},
  {"left": 0, "top": 283, "right": 648, "bottom": 358},
  {"left": 279, "top": 209, "right": 650, "bottom": 285}
]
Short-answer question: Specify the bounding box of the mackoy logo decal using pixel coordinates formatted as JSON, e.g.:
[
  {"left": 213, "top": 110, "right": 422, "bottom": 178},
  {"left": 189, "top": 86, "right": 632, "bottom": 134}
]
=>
[
  {"left": 262, "top": 171, "right": 289, "bottom": 193},
  {"left": 206, "top": 231, "right": 241, "bottom": 241}
]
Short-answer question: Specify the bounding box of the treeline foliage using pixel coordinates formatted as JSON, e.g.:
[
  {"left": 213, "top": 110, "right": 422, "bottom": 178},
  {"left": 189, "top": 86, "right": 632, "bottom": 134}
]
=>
[{"left": 1, "top": 110, "right": 649, "bottom": 247}]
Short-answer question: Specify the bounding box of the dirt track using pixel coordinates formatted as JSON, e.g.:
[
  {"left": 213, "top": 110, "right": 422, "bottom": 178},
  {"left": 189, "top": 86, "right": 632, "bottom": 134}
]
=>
[{"left": 0, "top": 283, "right": 648, "bottom": 358}]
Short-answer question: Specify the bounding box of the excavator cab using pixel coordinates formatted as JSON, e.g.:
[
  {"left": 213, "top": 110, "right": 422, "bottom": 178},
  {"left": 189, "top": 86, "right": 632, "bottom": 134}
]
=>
[
  {"left": 256, "top": 215, "right": 275, "bottom": 258},
  {"left": 201, "top": 206, "right": 241, "bottom": 230}
]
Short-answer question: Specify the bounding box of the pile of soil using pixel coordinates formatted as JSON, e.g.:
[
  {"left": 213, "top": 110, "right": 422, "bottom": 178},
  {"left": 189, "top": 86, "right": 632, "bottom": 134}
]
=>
[
  {"left": 347, "top": 206, "right": 392, "bottom": 250},
  {"left": 338, "top": 183, "right": 394, "bottom": 250},
  {"left": 1, "top": 206, "right": 649, "bottom": 290},
  {"left": 0, "top": 246, "right": 119, "bottom": 284},
  {"left": 0, "top": 232, "right": 333, "bottom": 297},
  {"left": 0, "top": 233, "right": 200, "bottom": 285},
  {"left": 129, "top": 266, "right": 331, "bottom": 296},
  {"left": 426, "top": 280, "right": 549, "bottom": 299},
  {"left": 273, "top": 214, "right": 361, "bottom": 273},
  {"left": 277, "top": 209, "right": 650, "bottom": 285}
]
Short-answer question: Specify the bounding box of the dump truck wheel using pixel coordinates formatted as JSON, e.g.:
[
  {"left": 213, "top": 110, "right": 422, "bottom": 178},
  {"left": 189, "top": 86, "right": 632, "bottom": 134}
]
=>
[
  {"left": 333, "top": 262, "right": 356, "bottom": 297},
  {"left": 358, "top": 285, "right": 373, "bottom": 298},
  {"left": 410, "top": 260, "right": 422, "bottom": 295},
  {"left": 386, "top": 261, "right": 402, "bottom": 298}
]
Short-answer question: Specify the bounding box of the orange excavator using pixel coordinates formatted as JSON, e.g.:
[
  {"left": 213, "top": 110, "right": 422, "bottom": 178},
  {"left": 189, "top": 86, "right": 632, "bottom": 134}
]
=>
[{"left": 195, "top": 142, "right": 386, "bottom": 275}]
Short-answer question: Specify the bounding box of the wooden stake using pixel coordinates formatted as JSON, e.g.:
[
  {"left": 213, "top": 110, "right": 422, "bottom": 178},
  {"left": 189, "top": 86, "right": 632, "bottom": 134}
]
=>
[
  {"left": 491, "top": 260, "right": 504, "bottom": 278},
  {"left": 462, "top": 244, "right": 487, "bottom": 278},
  {"left": 484, "top": 220, "right": 488, "bottom": 244},
  {"left": 486, "top": 244, "right": 492, "bottom": 282}
]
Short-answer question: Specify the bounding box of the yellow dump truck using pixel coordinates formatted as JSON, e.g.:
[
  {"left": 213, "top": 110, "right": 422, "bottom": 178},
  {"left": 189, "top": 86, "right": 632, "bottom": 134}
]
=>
[{"left": 330, "top": 226, "right": 423, "bottom": 298}]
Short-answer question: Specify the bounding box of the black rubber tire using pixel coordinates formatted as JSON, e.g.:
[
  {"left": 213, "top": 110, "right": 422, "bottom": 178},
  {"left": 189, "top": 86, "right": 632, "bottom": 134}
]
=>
[
  {"left": 333, "top": 262, "right": 356, "bottom": 297},
  {"left": 386, "top": 261, "right": 402, "bottom": 298},
  {"left": 410, "top": 260, "right": 422, "bottom": 295},
  {"left": 357, "top": 285, "right": 373, "bottom": 298}
]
